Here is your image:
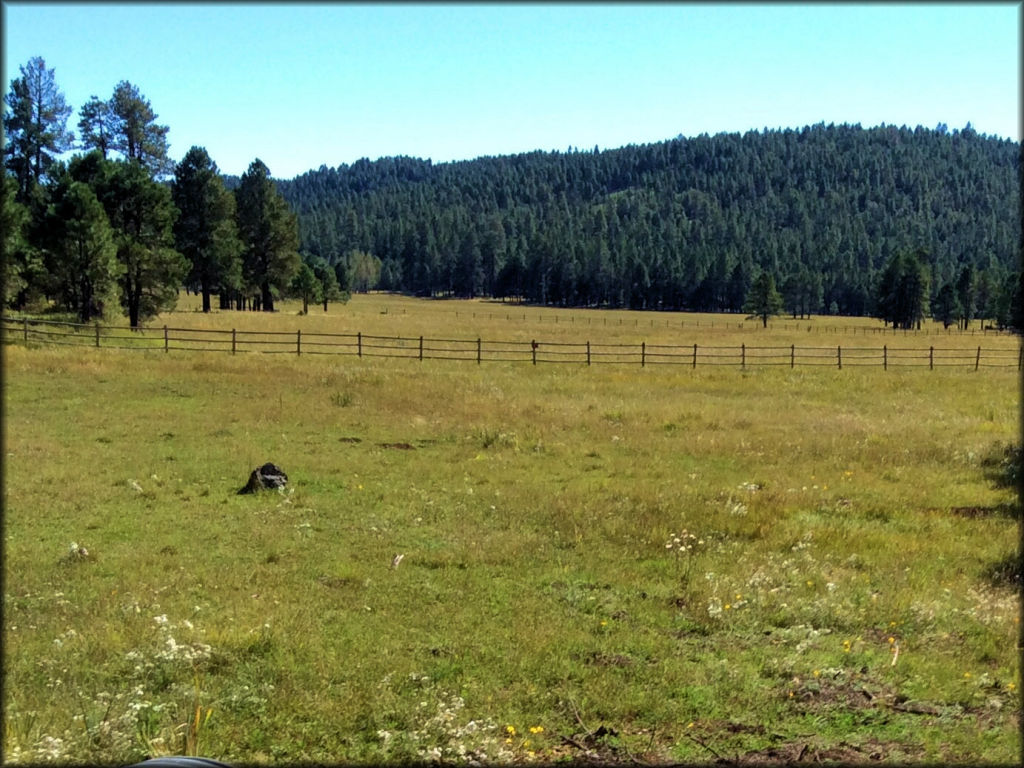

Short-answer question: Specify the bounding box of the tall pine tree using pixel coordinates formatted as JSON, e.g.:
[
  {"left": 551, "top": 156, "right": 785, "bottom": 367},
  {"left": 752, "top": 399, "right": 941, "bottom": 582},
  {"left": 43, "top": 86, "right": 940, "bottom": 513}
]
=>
[
  {"left": 3, "top": 56, "right": 74, "bottom": 201},
  {"left": 234, "top": 159, "right": 300, "bottom": 311},
  {"left": 172, "top": 147, "right": 242, "bottom": 312}
]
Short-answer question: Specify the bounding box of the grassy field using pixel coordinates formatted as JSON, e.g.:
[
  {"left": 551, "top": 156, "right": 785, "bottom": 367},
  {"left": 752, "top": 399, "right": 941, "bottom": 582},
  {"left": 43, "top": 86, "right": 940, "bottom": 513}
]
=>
[{"left": 3, "top": 294, "right": 1020, "bottom": 764}]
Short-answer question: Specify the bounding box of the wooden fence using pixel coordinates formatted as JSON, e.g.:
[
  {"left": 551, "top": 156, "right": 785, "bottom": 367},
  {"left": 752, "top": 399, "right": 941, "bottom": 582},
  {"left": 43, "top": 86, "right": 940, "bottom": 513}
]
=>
[
  {"left": 447, "top": 308, "right": 1015, "bottom": 336},
  {"left": 2, "top": 316, "right": 1021, "bottom": 370}
]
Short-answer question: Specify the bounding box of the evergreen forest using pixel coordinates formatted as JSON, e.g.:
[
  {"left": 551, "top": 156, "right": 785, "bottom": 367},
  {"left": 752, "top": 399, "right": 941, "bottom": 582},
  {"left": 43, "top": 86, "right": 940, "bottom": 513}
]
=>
[
  {"left": 278, "top": 123, "right": 1021, "bottom": 326},
  {"left": 4, "top": 55, "right": 1021, "bottom": 330}
]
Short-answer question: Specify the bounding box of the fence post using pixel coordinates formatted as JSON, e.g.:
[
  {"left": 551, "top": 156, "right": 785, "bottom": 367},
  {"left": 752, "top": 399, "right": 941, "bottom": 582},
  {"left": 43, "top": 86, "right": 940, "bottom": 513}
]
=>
[
  {"left": 586, "top": 341, "right": 591, "bottom": 366},
  {"left": 837, "top": 345, "right": 842, "bottom": 370},
  {"left": 297, "top": 329, "right": 301, "bottom": 356},
  {"left": 476, "top": 337, "right": 481, "bottom": 364},
  {"left": 929, "top": 346, "right": 933, "bottom": 370},
  {"left": 693, "top": 343, "right": 697, "bottom": 369},
  {"left": 357, "top": 332, "right": 362, "bottom": 358},
  {"left": 975, "top": 346, "right": 981, "bottom": 371},
  {"left": 531, "top": 340, "right": 537, "bottom": 365},
  {"left": 741, "top": 343, "right": 745, "bottom": 369},
  {"left": 231, "top": 328, "right": 236, "bottom": 355},
  {"left": 1018, "top": 347, "right": 1022, "bottom": 372},
  {"left": 95, "top": 323, "right": 100, "bottom": 348},
  {"left": 164, "top": 325, "right": 169, "bottom": 352},
  {"left": 790, "top": 344, "right": 795, "bottom": 368},
  {"left": 419, "top": 335, "right": 423, "bottom": 361},
  {"left": 883, "top": 345, "right": 887, "bottom": 370},
  {"left": 23, "top": 317, "right": 28, "bottom": 343},
  {"left": 641, "top": 341, "right": 646, "bottom": 367}
]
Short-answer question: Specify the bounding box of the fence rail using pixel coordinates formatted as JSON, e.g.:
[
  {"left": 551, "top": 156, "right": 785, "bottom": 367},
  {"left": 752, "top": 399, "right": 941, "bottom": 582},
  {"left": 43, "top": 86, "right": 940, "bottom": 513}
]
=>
[
  {"left": 2, "top": 316, "right": 1020, "bottom": 371},
  {"left": 441, "top": 307, "right": 1015, "bottom": 336}
]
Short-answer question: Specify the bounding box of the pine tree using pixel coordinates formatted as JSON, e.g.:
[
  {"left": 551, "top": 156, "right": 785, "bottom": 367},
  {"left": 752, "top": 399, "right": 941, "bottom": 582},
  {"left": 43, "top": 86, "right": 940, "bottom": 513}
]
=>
[
  {"left": 311, "top": 256, "right": 345, "bottom": 311},
  {"left": 108, "top": 81, "right": 173, "bottom": 177},
  {"left": 234, "top": 159, "right": 300, "bottom": 311},
  {"left": 74, "top": 155, "right": 187, "bottom": 327},
  {"left": 931, "top": 282, "right": 960, "bottom": 329},
  {"left": 3, "top": 56, "right": 74, "bottom": 201},
  {"left": 77, "top": 95, "right": 115, "bottom": 158},
  {"left": 876, "top": 250, "right": 931, "bottom": 330},
  {"left": 290, "top": 261, "right": 320, "bottom": 314},
  {"left": 743, "top": 272, "right": 784, "bottom": 327},
  {"left": 1, "top": 172, "right": 36, "bottom": 307},
  {"left": 172, "top": 147, "right": 242, "bottom": 312},
  {"left": 43, "top": 177, "right": 121, "bottom": 322},
  {"left": 955, "top": 264, "right": 976, "bottom": 330}
]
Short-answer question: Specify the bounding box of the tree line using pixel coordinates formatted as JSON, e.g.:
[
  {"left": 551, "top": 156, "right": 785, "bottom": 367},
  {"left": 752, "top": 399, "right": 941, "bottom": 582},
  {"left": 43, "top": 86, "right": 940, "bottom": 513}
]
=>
[
  {"left": 3, "top": 57, "right": 343, "bottom": 327},
  {"left": 276, "top": 122, "right": 1021, "bottom": 330},
  {"left": 4, "top": 56, "right": 1021, "bottom": 331}
]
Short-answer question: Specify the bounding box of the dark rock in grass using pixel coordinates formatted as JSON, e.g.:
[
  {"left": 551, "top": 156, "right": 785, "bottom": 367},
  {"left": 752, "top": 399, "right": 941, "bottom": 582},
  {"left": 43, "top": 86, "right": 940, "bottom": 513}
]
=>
[{"left": 238, "top": 463, "right": 288, "bottom": 494}]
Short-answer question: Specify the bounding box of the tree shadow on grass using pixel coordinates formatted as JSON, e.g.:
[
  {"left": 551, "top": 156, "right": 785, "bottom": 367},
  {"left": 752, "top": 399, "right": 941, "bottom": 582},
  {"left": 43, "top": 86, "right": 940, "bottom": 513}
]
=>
[
  {"left": 984, "top": 550, "right": 1021, "bottom": 593},
  {"left": 977, "top": 442, "right": 1021, "bottom": 592}
]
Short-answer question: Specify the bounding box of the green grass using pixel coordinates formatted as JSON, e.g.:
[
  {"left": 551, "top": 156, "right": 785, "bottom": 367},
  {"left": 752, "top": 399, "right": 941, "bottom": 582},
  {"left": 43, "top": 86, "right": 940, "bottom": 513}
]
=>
[{"left": 2, "top": 294, "right": 1020, "bottom": 764}]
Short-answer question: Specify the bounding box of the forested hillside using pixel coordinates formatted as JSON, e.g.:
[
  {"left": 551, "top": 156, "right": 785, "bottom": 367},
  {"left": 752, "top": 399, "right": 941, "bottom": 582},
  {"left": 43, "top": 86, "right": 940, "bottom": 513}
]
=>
[
  {"left": 278, "top": 123, "right": 1020, "bottom": 319},
  {"left": 4, "top": 54, "right": 1019, "bottom": 327}
]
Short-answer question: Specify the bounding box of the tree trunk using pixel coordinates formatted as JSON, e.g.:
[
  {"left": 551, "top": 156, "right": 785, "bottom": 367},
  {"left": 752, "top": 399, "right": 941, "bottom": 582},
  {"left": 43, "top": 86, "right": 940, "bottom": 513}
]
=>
[
  {"left": 323, "top": 296, "right": 328, "bottom": 312},
  {"left": 201, "top": 282, "right": 211, "bottom": 313},
  {"left": 261, "top": 282, "right": 274, "bottom": 312},
  {"left": 128, "top": 294, "right": 141, "bottom": 329}
]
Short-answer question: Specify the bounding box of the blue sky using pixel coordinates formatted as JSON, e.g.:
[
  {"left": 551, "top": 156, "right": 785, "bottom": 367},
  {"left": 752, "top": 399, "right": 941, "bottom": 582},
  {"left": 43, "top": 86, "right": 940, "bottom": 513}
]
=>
[{"left": 2, "top": 2, "right": 1020, "bottom": 179}]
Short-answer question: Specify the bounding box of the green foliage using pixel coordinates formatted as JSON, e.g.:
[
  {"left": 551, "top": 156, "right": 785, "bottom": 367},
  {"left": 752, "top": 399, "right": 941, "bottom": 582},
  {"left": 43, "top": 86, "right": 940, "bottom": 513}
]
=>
[
  {"left": 289, "top": 262, "right": 321, "bottom": 313},
  {"left": 875, "top": 249, "right": 931, "bottom": 330},
  {"left": 41, "top": 177, "right": 121, "bottom": 322},
  {"left": 955, "top": 265, "right": 976, "bottom": 331},
  {"left": 234, "top": 159, "right": 301, "bottom": 311},
  {"left": 348, "top": 249, "right": 382, "bottom": 293},
  {"left": 781, "top": 268, "right": 823, "bottom": 319},
  {"left": 991, "top": 271, "right": 1021, "bottom": 331},
  {"left": 1, "top": 172, "right": 37, "bottom": 307},
  {"left": 172, "top": 147, "right": 242, "bottom": 312},
  {"left": 77, "top": 95, "right": 115, "bottom": 159},
  {"left": 3, "top": 56, "right": 74, "bottom": 200},
  {"left": 743, "top": 272, "right": 784, "bottom": 327},
  {"left": 310, "top": 256, "right": 345, "bottom": 310},
  {"left": 73, "top": 155, "right": 187, "bottom": 327},
  {"left": 108, "top": 80, "right": 173, "bottom": 177},
  {"left": 931, "top": 283, "right": 960, "bottom": 329},
  {"left": 277, "top": 124, "right": 1020, "bottom": 315}
]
